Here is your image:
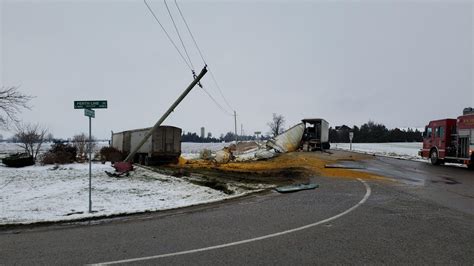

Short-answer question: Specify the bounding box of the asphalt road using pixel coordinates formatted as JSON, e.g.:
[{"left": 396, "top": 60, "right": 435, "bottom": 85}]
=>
[{"left": 1, "top": 155, "right": 473, "bottom": 265}]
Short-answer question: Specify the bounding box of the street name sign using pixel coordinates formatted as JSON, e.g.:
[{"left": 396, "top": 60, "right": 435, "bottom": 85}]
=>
[
  {"left": 73, "top": 99, "right": 108, "bottom": 213},
  {"left": 74, "top": 100, "right": 107, "bottom": 109},
  {"left": 84, "top": 109, "right": 95, "bottom": 118}
]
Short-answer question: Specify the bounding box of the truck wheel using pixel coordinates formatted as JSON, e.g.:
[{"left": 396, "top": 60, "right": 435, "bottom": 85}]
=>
[
  {"left": 430, "top": 149, "right": 442, "bottom": 165},
  {"left": 322, "top": 142, "right": 330, "bottom": 150}
]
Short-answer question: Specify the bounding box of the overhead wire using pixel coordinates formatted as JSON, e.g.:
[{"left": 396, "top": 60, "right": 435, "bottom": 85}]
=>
[
  {"left": 174, "top": 0, "right": 235, "bottom": 112},
  {"left": 143, "top": 0, "right": 193, "bottom": 71},
  {"left": 200, "top": 85, "right": 234, "bottom": 116},
  {"left": 207, "top": 68, "right": 234, "bottom": 111},
  {"left": 144, "top": 0, "right": 234, "bottom": 117},
  {"left": 174, "top": 0, "right": 206, "bottom": 65},
  {"left": 163, "top": 0, "right": 195, "bottom": 71}
]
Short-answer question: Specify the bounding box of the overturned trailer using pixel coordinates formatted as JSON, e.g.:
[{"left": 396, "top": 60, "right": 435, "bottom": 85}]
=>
[
  {"left": 111, "top": 126, "right": 182, "bottom": 165},
  {"left": 266, "top": 123, "right": 305, "bottom": 153}
]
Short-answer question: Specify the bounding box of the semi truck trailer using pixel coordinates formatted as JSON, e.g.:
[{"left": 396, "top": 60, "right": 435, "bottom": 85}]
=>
[{"left": 112, "top": 126, "right": 182, "bottom": 165}]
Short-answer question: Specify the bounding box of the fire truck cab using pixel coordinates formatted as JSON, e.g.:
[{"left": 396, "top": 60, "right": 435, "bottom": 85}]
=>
[{"left": 420, "top": 108, "right": 474, "bottom": 168}]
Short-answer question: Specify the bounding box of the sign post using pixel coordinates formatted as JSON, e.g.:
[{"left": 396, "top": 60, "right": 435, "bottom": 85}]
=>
[
  {"left": 85, "top": 109, "right": 94, "bottom": 213},
  {"left": 349, "top": 132, "right": 354, "bottom": 151},
  {"left": 254, "top": 131, "right": 261, "bottom": 141},
  {"left": 75, "top": 101, "right": 106, "bottom": 213}
]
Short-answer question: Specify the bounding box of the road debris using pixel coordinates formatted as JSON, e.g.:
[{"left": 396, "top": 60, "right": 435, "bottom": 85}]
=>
[{"left": 275, "top": 183, "right": 319, "bottom": 193}]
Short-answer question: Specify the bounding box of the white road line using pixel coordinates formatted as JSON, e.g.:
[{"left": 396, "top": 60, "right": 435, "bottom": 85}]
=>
[{"left": 93, "top": 178, "right": 372, "bottom": 265}]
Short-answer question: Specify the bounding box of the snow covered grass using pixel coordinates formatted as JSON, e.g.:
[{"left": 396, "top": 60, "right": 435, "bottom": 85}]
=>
[
  {"left": 332, "top": 142, "right": 424, "bottom": 161},
  {"left": 0, "top": 162, "right": 256, "bottom": 225}
]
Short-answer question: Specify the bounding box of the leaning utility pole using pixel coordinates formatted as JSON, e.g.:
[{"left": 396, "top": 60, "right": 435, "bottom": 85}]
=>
[{"left": 124, "top": 66, "right": 207, "bottom": 162}]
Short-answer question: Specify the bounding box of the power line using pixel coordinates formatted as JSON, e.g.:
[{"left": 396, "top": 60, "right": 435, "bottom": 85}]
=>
[
  {"left": 174, "top": 0, "right": 206, "bottom": 65},
  {"left": 200, "top": 85, "right": 234, "bottom": 116},
  {"left": 174, "top": 0, "right": 234, "bottom": 111},
  {"left": 208, "top": 67, "right": 234, "bottom": 111},
  {"left": 163, "top": 0, "right": 195, "bottom": 71},
  {"left": 145, "top": 0, "right": 234, "bottom": 117},
  {"left": 143, "top": 0, "right": 192, "bottom": 71}
]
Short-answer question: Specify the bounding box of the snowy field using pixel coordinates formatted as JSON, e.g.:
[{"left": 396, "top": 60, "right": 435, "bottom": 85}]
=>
[
  {"left": 181, "top": 142, "right": 426, "bottom": 162},
  {"left": 0, "top": 162, "right": 259, "bottom": 225},
  {"left": 332, "top": 142, "right": 424, "bottom": 161},
  {"left": 181, "top": 142, "right": 228, "bottom": 159}
]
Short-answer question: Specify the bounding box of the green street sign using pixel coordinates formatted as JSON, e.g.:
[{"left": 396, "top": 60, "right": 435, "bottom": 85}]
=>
[
  {"left": 84, "top": 109, "right": 95, "bottom": 118},
  {"left": 74, "top": 100, "right": 107, "bottom": 109}
]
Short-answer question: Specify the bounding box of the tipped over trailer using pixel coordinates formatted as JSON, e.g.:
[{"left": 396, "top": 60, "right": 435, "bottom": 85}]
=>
[{"left": 112, "top": 126, "right": 182, "bottom": 165}]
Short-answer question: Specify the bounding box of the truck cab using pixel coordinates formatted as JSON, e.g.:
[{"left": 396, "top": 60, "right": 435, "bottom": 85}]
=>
[{"left": 420, "top": 119, "right": 456, "bottom": 165}]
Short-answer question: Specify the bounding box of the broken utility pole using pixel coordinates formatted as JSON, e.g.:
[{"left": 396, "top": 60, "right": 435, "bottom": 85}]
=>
[{"left": 123, "top": 66, "right": 208, "bottom": 163}]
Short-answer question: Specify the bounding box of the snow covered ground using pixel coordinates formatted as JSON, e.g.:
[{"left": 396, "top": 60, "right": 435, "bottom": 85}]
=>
[
  {"left": 0, "top": 162, "right": 260, "bottom": 225},
  {"left": 332, "top": 142, "right": 424, "bottom": 161}
]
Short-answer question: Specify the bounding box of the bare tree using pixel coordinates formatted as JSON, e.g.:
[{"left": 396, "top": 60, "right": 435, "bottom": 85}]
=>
[
  {"left": 73, "top": 133, "right": 96, "bottom": 159},
  {"left": 15, "top": 123, "right": 48, "bottom": 160},
  {"left": 0, "top": 86, "right": 33, "bottom": 128},
  {"left": 267, "top": 113, "right": 285, "bottom": 137}
]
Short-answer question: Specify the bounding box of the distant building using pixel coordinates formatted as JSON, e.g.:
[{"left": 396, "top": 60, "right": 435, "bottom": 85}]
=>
[{"left": 200, "top": 127, "right": 205, "bottom": 138}]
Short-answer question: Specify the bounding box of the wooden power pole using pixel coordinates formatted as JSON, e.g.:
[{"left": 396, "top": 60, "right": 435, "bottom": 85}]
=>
[{"left": 234, "top": 110, "right": 238, "bottom": 143}]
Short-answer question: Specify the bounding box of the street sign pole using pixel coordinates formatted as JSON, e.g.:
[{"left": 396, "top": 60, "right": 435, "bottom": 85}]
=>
[
  {"left": 75, "top": 102, "right": 104, "bottom": 214},
  {"left": 89, "top": 115, "right": 92, "bottom": 213}
]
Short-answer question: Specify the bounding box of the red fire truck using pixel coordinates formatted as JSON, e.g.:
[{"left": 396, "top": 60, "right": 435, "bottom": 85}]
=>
[{"left": 419, "top": 108, "right": 474, "bottom": 168}]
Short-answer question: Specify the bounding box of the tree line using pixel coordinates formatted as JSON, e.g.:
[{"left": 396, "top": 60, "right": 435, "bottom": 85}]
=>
[
  {"left": 181, "top": 131, "right": 270, "bottom": 143},
  {"left": 329, "top": 121, "right": 423, "bottom": 143}
]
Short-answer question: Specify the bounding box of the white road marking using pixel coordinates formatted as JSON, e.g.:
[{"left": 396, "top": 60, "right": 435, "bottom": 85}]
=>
[{"left": 93, "top": 178, "right": 372, "bottom": 265}]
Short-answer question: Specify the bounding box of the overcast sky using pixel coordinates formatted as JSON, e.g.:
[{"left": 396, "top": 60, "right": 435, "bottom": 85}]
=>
[{"left": 1, "top": 0, "right": 473, "bottom": 139}]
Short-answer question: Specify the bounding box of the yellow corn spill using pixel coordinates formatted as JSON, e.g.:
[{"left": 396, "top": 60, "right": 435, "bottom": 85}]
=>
[{"left": 178, "top": 151, "right": 386, "bottom": 181}]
